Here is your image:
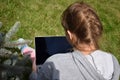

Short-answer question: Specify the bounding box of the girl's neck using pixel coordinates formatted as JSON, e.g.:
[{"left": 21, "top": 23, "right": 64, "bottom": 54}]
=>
[{"left": 75, "top": 43, "right": 97, "bottom": 55}]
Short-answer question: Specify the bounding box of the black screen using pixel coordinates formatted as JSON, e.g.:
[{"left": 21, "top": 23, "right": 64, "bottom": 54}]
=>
[{"left": 35, "top": 36, "right": 72, "bottom": 65}]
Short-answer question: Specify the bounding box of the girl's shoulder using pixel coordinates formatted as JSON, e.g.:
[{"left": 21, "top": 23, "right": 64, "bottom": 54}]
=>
[
  {"left": 91, "top": 50, "right": 113, "bottom": 58},
  {"left": 45, "top": 52, "right": 72, "bottom": 63}
]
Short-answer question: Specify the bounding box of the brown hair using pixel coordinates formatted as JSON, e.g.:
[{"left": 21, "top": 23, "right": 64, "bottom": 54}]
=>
[{"left": 61, "top": 2, "right": 103, "bottom": 50}]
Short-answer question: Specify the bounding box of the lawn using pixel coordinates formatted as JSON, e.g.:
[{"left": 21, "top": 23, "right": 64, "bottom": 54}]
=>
[
  {"left": 0, "top": 0, "right": 120, "bottom": 62},
  {"left": 0, "top": 0, "right": 120, "bottom": 79}
]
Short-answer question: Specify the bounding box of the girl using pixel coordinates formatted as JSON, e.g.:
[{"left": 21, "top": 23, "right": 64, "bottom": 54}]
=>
[{"left": 21, "top": 2, "right": 120, "bottom": 80}]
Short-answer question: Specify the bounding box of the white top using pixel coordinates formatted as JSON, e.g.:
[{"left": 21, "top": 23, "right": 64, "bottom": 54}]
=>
[
  {"left": 85, "top": 50, "right": 114, "bottom": 80},
  {"left": 30, "top": 50, "right": 120, "bottom": 80}
]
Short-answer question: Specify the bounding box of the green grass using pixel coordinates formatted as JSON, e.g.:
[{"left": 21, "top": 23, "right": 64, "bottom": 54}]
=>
[{"left": 0, "top": 0, "right": 120, "bottom": 62}]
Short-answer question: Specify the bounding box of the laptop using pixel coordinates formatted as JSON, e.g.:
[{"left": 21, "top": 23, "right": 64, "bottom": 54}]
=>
[{"left": 35, "top": 36, "right": 72, "bottom": 65}]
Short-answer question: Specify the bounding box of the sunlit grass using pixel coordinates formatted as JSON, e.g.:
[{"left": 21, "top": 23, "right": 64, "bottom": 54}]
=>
[{"left": 0, "top": 0, "right": 120, "bottom": 62}]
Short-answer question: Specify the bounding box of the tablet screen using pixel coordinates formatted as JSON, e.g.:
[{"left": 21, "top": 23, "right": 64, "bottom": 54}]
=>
[{"left": 35, "top": 36, "right": 72, "bottom": 65}]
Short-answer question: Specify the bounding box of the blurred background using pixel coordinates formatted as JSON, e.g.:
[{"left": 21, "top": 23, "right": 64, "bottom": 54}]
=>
[{"left": 0, "top": 0, "right": 120, "bottom": 65}]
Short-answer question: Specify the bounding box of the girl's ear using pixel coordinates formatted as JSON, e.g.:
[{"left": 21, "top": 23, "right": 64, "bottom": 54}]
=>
[{"left": 67, "top": 30, "right": 73, "bottom": 40}]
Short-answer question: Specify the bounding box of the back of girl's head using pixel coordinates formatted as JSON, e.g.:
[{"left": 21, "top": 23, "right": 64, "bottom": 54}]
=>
[{"left": 61, "top": 2, "right": 103, "bottom": 49}]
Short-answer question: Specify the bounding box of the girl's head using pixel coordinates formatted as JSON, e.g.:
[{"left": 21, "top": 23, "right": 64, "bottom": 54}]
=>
[{"left": 61, "top": 2, "right": 103, "bottom": 50}]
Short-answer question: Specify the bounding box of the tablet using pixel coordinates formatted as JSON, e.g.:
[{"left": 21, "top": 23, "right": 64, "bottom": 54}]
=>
[{"left": 35, "top": 36, "right": 72, "bottom": 65}]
